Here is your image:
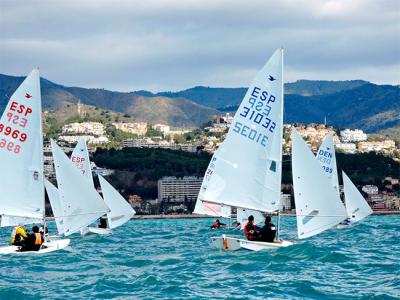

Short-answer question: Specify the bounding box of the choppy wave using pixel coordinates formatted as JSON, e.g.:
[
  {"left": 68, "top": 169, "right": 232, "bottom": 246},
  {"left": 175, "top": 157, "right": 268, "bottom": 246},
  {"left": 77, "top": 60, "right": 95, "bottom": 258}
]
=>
[{"left": 0, "top": 216, "right": 399, "bottom": 299}]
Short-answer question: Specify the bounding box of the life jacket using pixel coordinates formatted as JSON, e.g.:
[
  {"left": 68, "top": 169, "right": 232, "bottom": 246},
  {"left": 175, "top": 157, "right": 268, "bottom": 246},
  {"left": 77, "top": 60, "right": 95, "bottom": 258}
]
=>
[
  {"left": 212, "top": 221, "right": 219, "bottom": 228},
  {"left": 244, "top": 223, "right": 256, "bottom": 240},
  {"left": 34, "top": 233, "right": 43, "bottom": 246},
  {"left": 10, "top": 226, "right": 26, "bottom": 245}
]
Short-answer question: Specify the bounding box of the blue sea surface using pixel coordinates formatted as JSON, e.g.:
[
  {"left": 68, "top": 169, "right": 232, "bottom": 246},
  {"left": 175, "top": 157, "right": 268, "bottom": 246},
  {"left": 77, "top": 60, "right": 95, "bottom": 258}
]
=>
[{"left": 0, "top": 216, "right": 399, "bottom": 299}]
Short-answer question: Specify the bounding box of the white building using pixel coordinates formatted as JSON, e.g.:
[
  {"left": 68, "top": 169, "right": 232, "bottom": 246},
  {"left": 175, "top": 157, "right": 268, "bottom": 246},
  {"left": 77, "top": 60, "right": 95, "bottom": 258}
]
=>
[
  {"left": 158, "top": 176, "right": 203, "bottom": 203},
  {"left": 122, "top": 138, "right": 198, "bottom": 153},
  {"left": 336, "top": 143, "right": 357, "bottom": 153},
  {"left": 340, "top": 129, "right": 367, "bottom": 143},
  {"left": 362, "top": 185, "right": 379, "bottom": 195},
  {"left": 59, "top": 135, "right": 109, "bottom": 144},
  {"left": 358, "top": 140, "right": 396, "bottom": 153},
  {"left": 113, "top": 122, "right": 147, "bottom": 135},
  {"left": 279, "top": 194, "right": 292, "bottom": 211},
  {"left": 62, "top": 122, "right": 105, "bottom": 136},
  {"left": 154, "top": 124, "right": 171, "bottom": 134}
]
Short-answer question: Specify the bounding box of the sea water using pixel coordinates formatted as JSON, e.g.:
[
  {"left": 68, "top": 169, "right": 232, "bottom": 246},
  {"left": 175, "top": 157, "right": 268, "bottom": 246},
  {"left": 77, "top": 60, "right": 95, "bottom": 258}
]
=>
[{"left": 0, "top": 216, "right": 399, "bottom": 299}]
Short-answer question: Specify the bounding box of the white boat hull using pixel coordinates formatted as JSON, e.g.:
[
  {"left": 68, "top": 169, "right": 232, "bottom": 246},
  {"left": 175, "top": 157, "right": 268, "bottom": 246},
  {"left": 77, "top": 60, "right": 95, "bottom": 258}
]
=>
[
  {"left": 336, "top": 223, "right": 353, "bottom": 229},
  {"left": 211, "top": 236, "right": 294, "bottom": 251},
  {"left": 81, "top": 226, "right": 112, "bottom": 236},
  {"left": 0, "top": 239, "right": 70, "bottom": 255}
]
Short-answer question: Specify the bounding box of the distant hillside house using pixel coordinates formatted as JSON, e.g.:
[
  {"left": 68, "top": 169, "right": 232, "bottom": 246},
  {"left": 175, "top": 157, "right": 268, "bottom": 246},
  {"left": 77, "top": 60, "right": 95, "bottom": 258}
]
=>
[
  {"left": 358, "top": 140, "right": 395, "bottom": 153},
  {"left": 158, "top": 176, "right": 203, "bottom": 203},
  {"left": 62, "top": 122, "right": 105, "bottom": 136},
  {"left": 362, "top": 185, "right": 379, "bottom": 195},
  {"left": 296, "top": 124, "right": 340, "bottom": 145},
  {"left": 122, "top": 138, "right": 198, "bottom": 153},
  {"left": 336, "top": 143, "right": 357, "bottom": 154},
  {"left": 59, "top": 135, "right": 109, "bottom": 144},
  {"left": 113, "top": 122, "right": 147, "bottom": 135},
  {"left": 154, "top": 124, "right": 171, "bottom": 134},
  {"left": 340, "top": 129, "right": 367, "bottom": 143}
]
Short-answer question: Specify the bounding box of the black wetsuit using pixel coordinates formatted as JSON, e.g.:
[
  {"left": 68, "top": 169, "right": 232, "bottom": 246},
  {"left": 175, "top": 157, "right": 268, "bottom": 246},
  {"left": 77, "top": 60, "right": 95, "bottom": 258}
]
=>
[
  {"left": 99, "top": 217, "right": 108, "bottom": 229},
  {"left": 20, "top": 233, "right": 43, "bottom": 252},
  {"left": 259, "top": 223, "right": 277, "bottom": 242}
]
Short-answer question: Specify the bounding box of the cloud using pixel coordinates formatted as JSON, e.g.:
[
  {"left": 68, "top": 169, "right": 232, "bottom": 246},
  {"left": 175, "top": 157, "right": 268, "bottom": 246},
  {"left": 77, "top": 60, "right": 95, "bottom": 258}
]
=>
[{"left": 0, "top": 0, "right": 399, "bottom": 91}]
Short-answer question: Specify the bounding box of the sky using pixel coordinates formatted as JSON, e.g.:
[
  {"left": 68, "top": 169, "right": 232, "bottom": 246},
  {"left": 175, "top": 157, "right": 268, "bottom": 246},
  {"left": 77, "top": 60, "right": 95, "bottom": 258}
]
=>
[{"left": 0, "top": 0, "right": 399, "bottom": 92}]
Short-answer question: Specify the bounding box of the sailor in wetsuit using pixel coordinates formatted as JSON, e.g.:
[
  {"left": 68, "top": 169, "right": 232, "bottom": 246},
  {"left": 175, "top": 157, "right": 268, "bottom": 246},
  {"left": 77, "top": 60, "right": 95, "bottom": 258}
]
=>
[
  {"left": 98, "top": 216, "right": 108, "bottom": 229},
  {"left": 259, "top": 216, "right": 277, "bottom": 243}
]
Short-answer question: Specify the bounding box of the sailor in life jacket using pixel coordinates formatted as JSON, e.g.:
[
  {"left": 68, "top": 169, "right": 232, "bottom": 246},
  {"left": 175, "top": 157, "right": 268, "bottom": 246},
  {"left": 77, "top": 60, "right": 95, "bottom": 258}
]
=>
[
  {"left": 10, "top": 225, "right": 28, "bottom": 246},
  {"left": 20, "top": 226, "right": 43, "bottom": 252},
  {"left": 210, "top": 219, "right": 226, "bottom": 229},
  {"left": 244, "top": 215, "right": 260, "bottom": 241}
]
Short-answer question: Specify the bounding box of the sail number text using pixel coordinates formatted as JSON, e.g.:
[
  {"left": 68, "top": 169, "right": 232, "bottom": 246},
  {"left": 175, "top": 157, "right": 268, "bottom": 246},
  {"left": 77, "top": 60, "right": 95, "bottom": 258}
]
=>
[
  {"left": 0, "top": 100, "right": 33, "bottom": 154},
  {"left": 232, "top": 86, "right": 278, "bottom": 148}
]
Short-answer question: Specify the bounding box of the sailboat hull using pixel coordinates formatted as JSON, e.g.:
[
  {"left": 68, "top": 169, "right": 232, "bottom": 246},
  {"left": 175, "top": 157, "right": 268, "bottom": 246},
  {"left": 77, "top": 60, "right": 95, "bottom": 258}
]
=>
[
  {"left": 336, "top": 223, "right": 354, "bottom": 229},
  {"left": 80, "top": 226, "right": 112, "bottom": 236},
  {"left": 211, "top": 236, "right": 293, "bottom": 251},
  {"left": 0, "top": 239, "right": 70, "bottom": 255}
]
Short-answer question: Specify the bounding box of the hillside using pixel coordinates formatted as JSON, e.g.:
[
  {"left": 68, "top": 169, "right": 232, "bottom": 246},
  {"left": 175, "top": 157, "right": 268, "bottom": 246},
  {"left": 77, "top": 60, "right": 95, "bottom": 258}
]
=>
[
  {"left": 1, "top": 74, "right": 398, "bottom": 132},
  {"left": 284, "top": 84, "right": 400, "bottom": 132},
  {"left": 0, "top": 74, "right": 217, "bottom": 127},
  {"left": 141, "top": 80, "right": 369, "bottom": 108}
]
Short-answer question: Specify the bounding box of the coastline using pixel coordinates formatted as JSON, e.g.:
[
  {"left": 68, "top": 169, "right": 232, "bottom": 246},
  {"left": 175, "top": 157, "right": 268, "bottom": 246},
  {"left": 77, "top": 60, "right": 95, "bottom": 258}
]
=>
[{"left": 131, "top": 210, "right": 400, "bottom": 220}]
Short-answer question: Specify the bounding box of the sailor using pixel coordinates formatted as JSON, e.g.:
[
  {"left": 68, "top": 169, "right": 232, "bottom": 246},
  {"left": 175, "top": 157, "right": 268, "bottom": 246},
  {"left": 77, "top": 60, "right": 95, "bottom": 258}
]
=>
[
  {"left": 98, "top": 216, "right": 108, "bottom": 229},
  {"left": 259, "top": 216, "right": 277, "bottom": 243},
  {"left": 244, "top": 215, "right": 260, "bottom": 241},
  {"left": 10, "top": 225, "right": 28, "bottom": 246},
  {"left": 20, "top": 226, "right": 43, "bottom": 252},
  {"left": 234, "top": 222, "right": 241, "bottom": 230},
  {"left": 210, "top": 219, "right": 225, "bottom": 229}
]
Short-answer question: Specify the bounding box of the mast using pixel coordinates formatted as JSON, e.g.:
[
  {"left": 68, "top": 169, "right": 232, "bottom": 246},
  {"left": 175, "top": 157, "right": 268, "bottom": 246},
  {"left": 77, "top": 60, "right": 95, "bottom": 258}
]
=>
[{"left": 36, "top": 67, "right": 48, "bottom": 240}]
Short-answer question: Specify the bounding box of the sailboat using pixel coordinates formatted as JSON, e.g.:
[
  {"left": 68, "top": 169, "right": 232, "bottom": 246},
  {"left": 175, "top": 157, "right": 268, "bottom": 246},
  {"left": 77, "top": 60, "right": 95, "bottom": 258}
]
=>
[
  {"left": 316, "top": 134, "right": 372, "bottom": 228},
  {"left": 197, "top": 49, "right": 293, "bottom": 251},
  {"left": 341, "top": 171, "right": 373, "bottom": 224},
  {"left": 0, "top": 69, "right": 70, "bottom": 254},
  {"left": 48, "top": 140, "right": 110, "bottom": 236},
  {"left": 291, "top": 129, "right": 348, "bottom": 239},
  {"left": 68, "top": 137, "right": 135, "bottom": 235}
]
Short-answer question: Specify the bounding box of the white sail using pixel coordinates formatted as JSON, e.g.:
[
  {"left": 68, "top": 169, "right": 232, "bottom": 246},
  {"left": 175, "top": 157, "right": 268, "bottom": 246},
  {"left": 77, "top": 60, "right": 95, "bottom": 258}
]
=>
[
  {"left": 193, "top": 201, "right": 231, "bottom": 218},
  {"left": 51, "top": 140, "right": 109, "bottom": 236},
  {"left": 196, "top": 49, "right": 284, "bottom": 213},
  {"left": 44, "top": 179, "right": 64, "bottom": 235},
  {"left": 236, "top": 208, "right": 264, "bottom": 229},
  {"left": 70, "top": 137, "right": 94, "bottom": 187},
  {"left": 316, "top": 133, "right": 340, "bottom": 198},
  {"left": 342, "top": 171, "right": 373, "bottom": 222},
  {"left": 98, "top": 175, "right": 136, "bottom": 229},
  {"left": 291, "top": 129, "right": 347, "bottom": 239},
  {"left": 0, "top": 69, "right": 44, "bottom": 226}
]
